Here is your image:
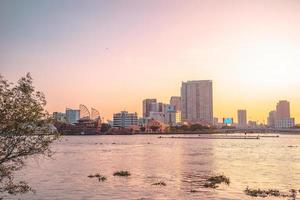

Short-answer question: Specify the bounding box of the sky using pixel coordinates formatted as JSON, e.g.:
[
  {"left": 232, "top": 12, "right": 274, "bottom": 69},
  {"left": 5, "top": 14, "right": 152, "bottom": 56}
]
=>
[{"left": 1, "top": 0, "right": 300, "bottom": 123}]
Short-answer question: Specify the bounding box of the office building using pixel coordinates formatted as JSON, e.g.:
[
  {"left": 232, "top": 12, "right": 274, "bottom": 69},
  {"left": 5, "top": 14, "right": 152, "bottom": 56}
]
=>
[
  {"left": 181, "top": 80, "right": 213, "bottom": 125},
  {"left": 143, "top": 99, "right": 157, "bottom": 118},
  {"left": 267, "top": 111, "right": 276, "bottom": 128},
  {"left": 267, "top": 100, "right": 295, "bottom": 129},
  {"left": 113, "top": 111, "right": 138, "bottom": 128},
  {"left": 149, "top": 111, "right": 165, "bottom": 123},
  {"left": 164, "top": 104, "right": 177, "bottom": 126},
  {"left": 275, "top": 118, "right": 295, "bottom": 129},
  {"left": 276, "top": 100, "right": 290, "bottom": 119},
  {"left": 66, "top": 108, "right": 80, "bottom": 124},
  {"left": 170, "top": 96, "right": 181, "bottom": 111},
  {"left": 237, "top": 109, "right": 247, "bottom": 127}
]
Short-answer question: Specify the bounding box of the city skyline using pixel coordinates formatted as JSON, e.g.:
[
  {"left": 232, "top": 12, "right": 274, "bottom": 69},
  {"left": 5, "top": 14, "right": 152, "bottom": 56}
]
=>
[
  {"left": 53, "top": 87, "right": 297, "bottom": 126},
  {"left": 1, "top": 0, "right": 300, "bottom": 123}
]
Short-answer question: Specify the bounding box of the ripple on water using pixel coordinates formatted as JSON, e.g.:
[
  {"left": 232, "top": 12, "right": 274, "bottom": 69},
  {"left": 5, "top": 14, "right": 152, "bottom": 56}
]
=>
[{"left": 10, "top": 134, "right": 300, "bottom": 200}]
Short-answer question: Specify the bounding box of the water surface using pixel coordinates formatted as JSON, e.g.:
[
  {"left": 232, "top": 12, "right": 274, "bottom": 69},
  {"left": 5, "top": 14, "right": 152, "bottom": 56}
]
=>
[{"left": 7, "top": 134, "right": 300, "bottom": 199}]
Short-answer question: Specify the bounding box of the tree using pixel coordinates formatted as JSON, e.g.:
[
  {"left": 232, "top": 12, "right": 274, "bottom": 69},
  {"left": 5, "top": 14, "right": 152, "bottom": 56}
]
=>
[
  {"left": 150, "top": 125, "right": 160, "bottom": 132},
  {"left": 140, "top": 126, "right": 146, "bottom": 132},
  {"left": 100, "top": 123, "right": 111, "bottom": 133},
  {"left": 0, "top": 73, "right": 59, "bottom": 197}
]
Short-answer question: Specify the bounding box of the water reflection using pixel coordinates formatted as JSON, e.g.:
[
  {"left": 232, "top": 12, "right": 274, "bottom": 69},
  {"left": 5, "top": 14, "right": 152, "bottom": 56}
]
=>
[{"left": 7, "top": 134, "right": 300, "bottom": 200}]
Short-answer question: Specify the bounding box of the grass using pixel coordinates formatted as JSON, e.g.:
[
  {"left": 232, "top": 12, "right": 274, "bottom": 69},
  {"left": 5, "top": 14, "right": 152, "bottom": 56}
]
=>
[
  {"left": 152, "top": 181, "right": 166, "bottom": 186},
  {"left": 204, "top": 175, "right": 230, "bottom": 188},
  {"left": 87, "top": 174, "right": 107, "bottom": 182},
  {"left": 113, "top": 170, "right": 131, "bottom": 177}
]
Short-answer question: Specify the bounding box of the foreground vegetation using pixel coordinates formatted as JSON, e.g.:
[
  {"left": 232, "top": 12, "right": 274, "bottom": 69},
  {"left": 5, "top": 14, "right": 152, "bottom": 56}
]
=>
[{"left": 0, "top": 74, "right": 59, "bottom": 197}]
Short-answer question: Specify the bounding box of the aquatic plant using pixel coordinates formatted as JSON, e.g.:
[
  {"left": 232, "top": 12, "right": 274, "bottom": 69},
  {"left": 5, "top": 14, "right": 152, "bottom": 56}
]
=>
[
  {"left": 244, "top": 187, "right": 281, "bottom": 198},
  {"left": 152, "top": 181, "right": 166, "bottom": 186},
  {"left": 204, "top": 175, "right": 230, "bottom": 188},
  {"left": 113, "top": 171, "right": 131, "bottom": 177},
  {"left": 87, "top": 174, "right": 107, "bottom": 182},
  {"left": 289, "top": 189, "right": 297, "bottom": 200},
  {"left": 244, "top": 187, "right": 299, "bottom": 199}
]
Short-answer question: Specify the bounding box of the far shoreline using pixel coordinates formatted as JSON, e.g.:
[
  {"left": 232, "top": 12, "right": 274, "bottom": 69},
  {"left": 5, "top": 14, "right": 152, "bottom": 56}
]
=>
[{"left": 60, "top": 131, "right": 300, "bottom": 136}]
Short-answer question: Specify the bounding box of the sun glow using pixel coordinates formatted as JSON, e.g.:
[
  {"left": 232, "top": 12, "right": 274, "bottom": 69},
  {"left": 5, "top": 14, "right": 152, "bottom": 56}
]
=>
[{"left": 235, "top": 39, "right": 300, "bottom": 89}]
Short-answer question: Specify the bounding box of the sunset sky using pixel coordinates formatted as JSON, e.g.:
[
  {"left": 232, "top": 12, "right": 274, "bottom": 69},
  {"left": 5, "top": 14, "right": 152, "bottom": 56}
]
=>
[{"left": 1, "top": 0, "right": 300, "bottom": 123}]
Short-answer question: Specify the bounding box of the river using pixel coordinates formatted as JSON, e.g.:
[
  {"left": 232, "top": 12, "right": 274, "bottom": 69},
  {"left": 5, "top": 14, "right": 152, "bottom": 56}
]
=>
[{"left": 6, "top": 134, "right": 300, "bottom": 200}]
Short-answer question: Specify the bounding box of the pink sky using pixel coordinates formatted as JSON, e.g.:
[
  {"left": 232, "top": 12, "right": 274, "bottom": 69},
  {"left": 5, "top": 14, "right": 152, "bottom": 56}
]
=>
[{"left": 1, "top": 0, "right": 300, "bottom": 123}]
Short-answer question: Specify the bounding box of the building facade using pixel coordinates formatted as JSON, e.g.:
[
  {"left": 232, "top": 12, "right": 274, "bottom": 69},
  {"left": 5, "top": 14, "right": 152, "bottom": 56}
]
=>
[
  {"left": 237, "top": 109, "right": 247, "bottom": 128},
  {"left": 53, "top": 112, "right": 66, "bottom": 122},
  {"left": 267, "top": 110, "right": 276, "bottom": 128},
  {"left": 248, "top": 120, "right": 257, "bottom": 128},
  {"left": 181, "top": 80, "right": 213, "bottom": 125},
  {"left": 163, "top": 104, "right": 177, "bottom": 126},
  {"left": 113, "top": 111, "right": 138, "bottom": 128},
  {"left": 275, "top": 118, "right": 295, "bottom": 129},
  {"left": 142, "top": 99, "right": 157, "bottom": 118},
  {"left": 66, "top": 108, "right": 80, "bottom": 124},
  {"left": 267, "top": 100, "right": 295, "bottom": 128},
  {"left": 149, "top": 111, "right": 165, "bottom": 123},
  {"left": 170, "top": 96, "right": 181, "bottom": 111},
  {"left": 276, "top": 100, "right": 290, "bottom": 119}
]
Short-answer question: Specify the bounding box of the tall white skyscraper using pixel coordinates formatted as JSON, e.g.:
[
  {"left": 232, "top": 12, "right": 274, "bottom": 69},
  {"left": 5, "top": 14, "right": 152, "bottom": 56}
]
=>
[{"left": 181, "top": 80, "right": 213, "bottom": 125}]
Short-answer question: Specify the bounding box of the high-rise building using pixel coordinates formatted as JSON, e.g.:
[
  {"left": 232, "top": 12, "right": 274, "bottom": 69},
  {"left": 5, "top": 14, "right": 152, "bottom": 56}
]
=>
[
  {"left": 66, "top": 108, "right": 80, "bottom": 124},
  {"left": 170, "top": 96, "right": 181, "bottom": 111},
  {"left": 237, "top": 109, "right": 247, "bottom": 127},
  {"left": 267, "top": 111, "right": 276, "bottom": 128},
  {"left": 113, "top": 111, "right": 138, "bottom": 128},
  {"left": 268, "top": 110, "right": 276, "bottom": 128},
  {"left": 267, "top": 100, "right": 295, "bottom": 128},
  {"left": 143, "top": 99, "right": 157, "bottom": 118},
  {"left": 181, "top": 80, "right": 213, "bottom": 125},
  {"left": 276, "top": 100, "right": 290, "bottom": 119}
]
